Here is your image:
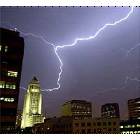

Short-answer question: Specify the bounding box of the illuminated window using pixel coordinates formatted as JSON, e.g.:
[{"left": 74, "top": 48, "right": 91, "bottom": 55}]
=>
[
  {"left": 5, "top": 45, "right": 8, "bottom": 52},
  {"left": 8, "top": 71, "right": 18, "bottom": 77},
  {"left": 0, "top": 97, "right": 14, "bottom": 102},
  {"left": 136, "top": 101, "right": 140, "bottom": 103},
  {"left": 0, "top": 81, "right": 5, "bottom": 88},
  {"left": 0, "top": 45, "right": 2, "bottom": 51},
  {"left": 6, "top": 83, "right": 16, "bottom": 89},
  {"left": 31, "top": 89, "right": 39, "bottom": 92},
  {"left": 137, "top": 124, "right": 140, "bottom": 127},
  {"left": 120, "top": 126, "right": 123, "bottom": 128}
]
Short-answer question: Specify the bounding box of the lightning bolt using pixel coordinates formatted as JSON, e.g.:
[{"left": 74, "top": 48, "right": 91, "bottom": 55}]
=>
[
  {"left": 96, "top": 76, "right": 140, "bottom": 94},
  {"left": 19, "top": 7, "right": 136, "bottom": 92},
  {"left": 126, "top": 42, "right": 140, "bottom": 56}
]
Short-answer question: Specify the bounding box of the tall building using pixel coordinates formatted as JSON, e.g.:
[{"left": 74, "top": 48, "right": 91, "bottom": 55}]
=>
[
  {"left": 21, "top": 77, "right": 44, "bottom": 129},
  {"left": 101, "top": 103, "right": 120, "bottom": 118},
  {"left": 61, "top": 100, "right": 92, "bottom": 119},
  {"left": 0, "top": 28, "right": 24, "bottom": 133},
  {"left": 128, "top": 97, "right": 140, "bottom": 119}
]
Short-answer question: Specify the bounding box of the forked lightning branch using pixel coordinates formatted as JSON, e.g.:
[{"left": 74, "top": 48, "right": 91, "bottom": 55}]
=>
[{"left": 20, "top": 6, "right": 140, "bottom": 93}]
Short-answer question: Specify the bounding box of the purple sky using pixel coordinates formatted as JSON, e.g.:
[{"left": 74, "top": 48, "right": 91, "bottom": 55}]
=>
[{"left": 1, "top": 7, "right": 140, "bottom": 119}]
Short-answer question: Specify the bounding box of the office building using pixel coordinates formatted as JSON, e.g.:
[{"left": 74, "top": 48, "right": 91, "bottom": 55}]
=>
[
  {"left": 0, "top": 28, "right": 24, "bottom": 133},
  {"left": 101, "top": 103, "right": 120, "bottom": 118},
  {"left": 61, "top": 100, "right": 92, "bottom": 119},
  {"left": 128, "top": 97, "right": 140, "bottom": 119},
  {"left": 120, "top": 119, "right": 140, "bottom": 134},
  {"left": 21, "top": 77, "right": 44, "bottom": 129}
]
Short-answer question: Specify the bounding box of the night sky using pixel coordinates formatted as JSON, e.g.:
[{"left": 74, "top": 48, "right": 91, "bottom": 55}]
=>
[{"left": 1, "top": 7, "right": 140, "bottom": 119}]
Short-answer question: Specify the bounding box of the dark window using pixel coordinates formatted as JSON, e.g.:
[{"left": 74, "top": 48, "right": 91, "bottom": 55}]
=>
[
  {"left": 97, "top": 122, "right": 101, "bottom": 126},
  {"left": 87, "top": 122, "right": 91, "bottom": 126},
  {"left": 75, "top": 123, "right": 79, "bottom": 127},
  {"left": 103, "top": 122, "right": 106, "bottom": 126},
  {"left": 0, "top": 108, "right": 16, "bottom": 116},
  {"left": 113, "top": 128, "right": 117, "bottom": 131},
  {"left": 113, "top": 122, "right": 116, "bottom": 126},
  {"left": 94, "top": 129, "right": 96, "bottom": 133},
  {"left": 87, "top": 129, "right": 91, "bottom": 133},
  {"left": 108, "top": 128, "right": 111, "bottom": 132},
  {"left": 93, "top": 122, "right": 96, "bottom": 126},
  {"left": 108, "top": 122, "right": 111, "bottom": 126},
  {"left": 81, "top": 123, "right": 85, "bottom": 127},
  {"left": 81, "top": 129, "right": 86, "bottom": 133}
]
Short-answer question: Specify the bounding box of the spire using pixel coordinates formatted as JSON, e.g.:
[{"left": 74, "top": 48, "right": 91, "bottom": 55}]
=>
[
  {"left": 30, "top": 76, "right": 39, "bottom": 84},
  {"left": 32, "top": 76, "right": 38, "bottom": 81}
]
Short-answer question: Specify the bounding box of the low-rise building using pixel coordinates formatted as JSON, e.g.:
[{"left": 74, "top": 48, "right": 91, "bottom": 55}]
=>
[
  {"left": 73, "top": 117, "right": 120, "bottom": 134},
  {"left": 32, "top": 117, "right": 120, "bottom": 134}
]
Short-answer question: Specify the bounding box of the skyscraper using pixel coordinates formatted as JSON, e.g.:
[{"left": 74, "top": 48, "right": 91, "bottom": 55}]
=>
[
  {"left": 101, "top": 103, "right": 120, "bottom": 118},
  {"left": 61, "top": 100, "right": 92, "bottom": 119},
  {"left": 128, "top": 97, "right": 140, "bottom": 119},
  {"left": 21, "top": 77, "right": 44, "bottom": 129},
  {"left": 0, "top": 28, "right": 24, "bottom": 133}
]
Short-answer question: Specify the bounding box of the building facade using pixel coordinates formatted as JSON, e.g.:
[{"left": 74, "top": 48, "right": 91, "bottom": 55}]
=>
[
  {"left": 120, "top": 119, "right": 140, "bottom": 134},
  {"left": 0, "top": 28, "right": 24, "bottom": 133},
  {"left": 21, "top": 77, "right": 44, "bottom": 129},
  {"left": 32, "top": 117, "right": 120, "bottom": 134},
  {"left": 61, "top": 100, "right": 92, "bottom": 119},
  {"left": 128, "top": 97, "right": 140, "bottom": 119},
  {"left": 101, "top": 103, "right": 120, "bottom": 118},
  {"left": 72, "top": 117, "right": 120, "bottom": 134}
]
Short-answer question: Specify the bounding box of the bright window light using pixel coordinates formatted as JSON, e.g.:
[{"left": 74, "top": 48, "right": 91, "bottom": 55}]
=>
[
  {"left": 6, "top": 83, "right": 16, "bottom": 89},
  {"left": 0, "top": 97, "right": 15, "bottom": 102},
  {"left": 0, "top": 81, "right": 5, "bottom": 88},
  {"left": 0, "top": 45, "right": 2, "bottom": 51},
  {"left": 5, "top": 45, "right": 8, "bottom": 52},
  {"left": 8, "top": 71, "right": 18, "bottom": 77}
]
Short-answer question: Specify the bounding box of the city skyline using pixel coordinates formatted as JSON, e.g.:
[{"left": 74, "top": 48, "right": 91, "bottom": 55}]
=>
[{"left": 1, "top": 7, "right": 140, "bottom": 119}]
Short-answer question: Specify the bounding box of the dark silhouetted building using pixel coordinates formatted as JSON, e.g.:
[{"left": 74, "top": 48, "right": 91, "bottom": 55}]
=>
[
  {"left": 128, "top": 97, "right": 140, "bottom": 119},
  {"left": 0, "top": 28, "right": 24, "bottom": 133},
  {"left": 32, "top": 117, "right": 120, "bottom": 134},
  {"left": 72, "top": 117, "right": 120, "bottom": 134},
  {"left": 32, "top": 117, "right": 73, "bottom": 134},
  {"left": 61, "top": 100, "right": 92, "bottom": 119},
  {"left": 101, "top": 103, "right": 120, "bottom": 118}
]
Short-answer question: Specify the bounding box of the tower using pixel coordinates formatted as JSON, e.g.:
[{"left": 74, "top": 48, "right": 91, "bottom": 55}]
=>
[{"left": 21, "top": 77, "right": 44, "bottom": 129}]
